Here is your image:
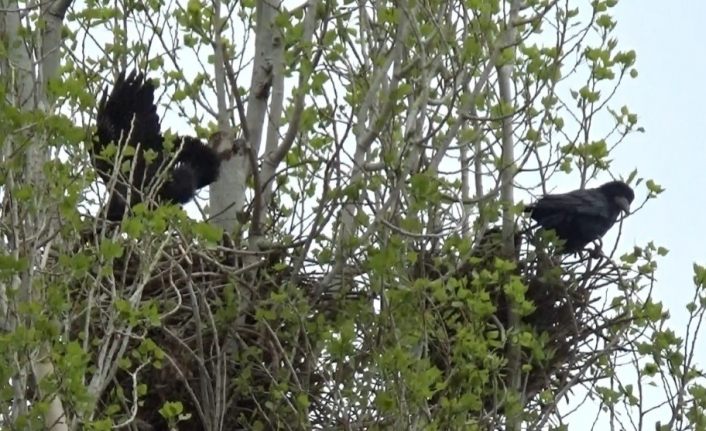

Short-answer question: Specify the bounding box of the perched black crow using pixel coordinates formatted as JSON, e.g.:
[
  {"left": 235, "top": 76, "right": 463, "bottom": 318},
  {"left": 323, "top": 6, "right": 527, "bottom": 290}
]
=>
[
  {"left": 92, "top": 70, "right": 221, "bottom": 221},
  {"left": 524, "top": 181, "right": 634, "bottom": 253}
]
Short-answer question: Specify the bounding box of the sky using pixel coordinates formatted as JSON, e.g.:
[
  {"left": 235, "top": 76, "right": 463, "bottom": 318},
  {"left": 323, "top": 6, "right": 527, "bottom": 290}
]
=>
[
  {"left": 563, "top": 1, "right": 706, "bottom": 428},
  {"left": 612, "top": 1, "right": 705, "bottom": 332}
]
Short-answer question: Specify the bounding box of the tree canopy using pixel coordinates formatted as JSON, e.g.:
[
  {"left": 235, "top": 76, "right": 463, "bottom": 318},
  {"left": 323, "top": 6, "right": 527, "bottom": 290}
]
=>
[{"left": 0, "top": 0, "right": 704, "bottom": 430}]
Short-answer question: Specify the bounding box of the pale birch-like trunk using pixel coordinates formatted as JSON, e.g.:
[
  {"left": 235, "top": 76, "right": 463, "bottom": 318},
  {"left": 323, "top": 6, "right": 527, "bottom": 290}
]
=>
[
  {"left": 498, "top": 2, "right": 524, "bottom": 430},
  {"left": 0, "top": 1, "right": 72, "bottom": 429}
]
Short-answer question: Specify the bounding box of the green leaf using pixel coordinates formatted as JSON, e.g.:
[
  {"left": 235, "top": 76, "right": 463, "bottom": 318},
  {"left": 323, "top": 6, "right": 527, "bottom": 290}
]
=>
[
  {"left": 646, "top": 179, "right": 665, "bottom": 195},
  {"left": 193, "top": 222, "right": 223, "bottom": 243},
  {"left": 187, "top": 0, "right": 201, "bottom": 14},
  {"left": 159, "top": 401, "right": 184, "bottom": 419},
  {"left": 99, "top": 239, "right": 124, "bottom": 260}
]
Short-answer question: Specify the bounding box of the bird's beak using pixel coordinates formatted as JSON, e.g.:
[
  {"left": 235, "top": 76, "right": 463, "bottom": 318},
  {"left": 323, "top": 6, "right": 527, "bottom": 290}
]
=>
[{"left": 615, "top": 196, "right": 631, "bottom": 214}]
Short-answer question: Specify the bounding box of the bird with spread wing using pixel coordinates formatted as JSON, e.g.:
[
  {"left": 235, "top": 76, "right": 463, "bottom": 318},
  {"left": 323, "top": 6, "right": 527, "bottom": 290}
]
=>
[{"left": 92, "top": 70, "right": 221, "bottom": 221}]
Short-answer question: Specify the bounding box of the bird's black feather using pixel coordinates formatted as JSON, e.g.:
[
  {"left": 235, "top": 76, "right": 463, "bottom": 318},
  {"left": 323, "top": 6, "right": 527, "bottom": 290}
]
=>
[
  {"left": 93, "top": 70, "right": 221, "bottom": 220},
  {"left": 524, "top": 181, "right": 634, "bottom": 253}
]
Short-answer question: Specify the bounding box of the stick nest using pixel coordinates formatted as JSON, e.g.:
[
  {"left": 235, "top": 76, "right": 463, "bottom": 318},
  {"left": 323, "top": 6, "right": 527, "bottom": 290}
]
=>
[{"left": 70, "top": 225, "right": 631, "bottom": 430}]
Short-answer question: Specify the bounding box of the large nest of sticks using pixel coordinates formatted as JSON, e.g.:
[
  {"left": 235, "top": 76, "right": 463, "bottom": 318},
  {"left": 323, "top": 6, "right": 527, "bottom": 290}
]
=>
[
  {"left": 71, "top": 226, "right": 327, "bottom": 431},
  {"left": 68, "top": 218, "right": 631, "bottom": 430},
  {"left": 410, "top": 227, "right": 631, "bottom": 427}
]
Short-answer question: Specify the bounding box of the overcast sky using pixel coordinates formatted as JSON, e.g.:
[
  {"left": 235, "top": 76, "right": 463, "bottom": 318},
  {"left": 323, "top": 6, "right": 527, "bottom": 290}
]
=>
[
  {"left": 612, "top": 1, "right": 704, "bottom": 333},
  {"left": 564, "top": 1, "right": 706, "bottom": 428}
]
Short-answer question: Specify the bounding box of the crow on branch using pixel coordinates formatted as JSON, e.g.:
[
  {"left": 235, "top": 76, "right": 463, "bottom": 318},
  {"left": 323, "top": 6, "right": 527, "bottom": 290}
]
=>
[{"left": 524, "top": 181, "right": 634, "bottom": 254}]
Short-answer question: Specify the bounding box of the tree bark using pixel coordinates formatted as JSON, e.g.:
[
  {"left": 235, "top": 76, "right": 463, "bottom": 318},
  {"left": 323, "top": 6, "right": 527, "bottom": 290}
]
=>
[{"left": 1, "top": 1, "right": 73, "bottom": 429}]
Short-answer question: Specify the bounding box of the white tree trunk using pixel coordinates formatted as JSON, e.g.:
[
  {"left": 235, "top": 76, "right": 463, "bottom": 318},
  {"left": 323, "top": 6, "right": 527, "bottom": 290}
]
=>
[{"left": 1, "top": 1, "right": 72, "bottom": 429}]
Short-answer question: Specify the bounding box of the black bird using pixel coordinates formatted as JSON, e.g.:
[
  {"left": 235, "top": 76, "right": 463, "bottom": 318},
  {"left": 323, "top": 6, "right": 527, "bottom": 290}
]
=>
[
  {"left": 524, "top": 181, "right": 634, "bottom": 254},
  {"left": 92, "top": 70, "right": 221, "bottom": 221}
]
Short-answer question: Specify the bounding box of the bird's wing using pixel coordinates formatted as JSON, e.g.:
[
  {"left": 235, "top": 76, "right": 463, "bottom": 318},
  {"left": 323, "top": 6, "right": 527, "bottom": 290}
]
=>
[
  {"left": 94, "top": 70, "right": 164, "bottom": 182},
  {"left": 528, "top": 188, "right": 619, "bottom": 252},
  {"left": 529, "top": 188, "right": 611, "bottom": 221}
]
